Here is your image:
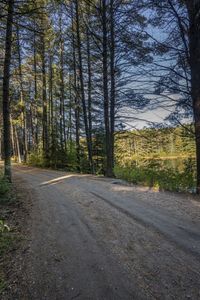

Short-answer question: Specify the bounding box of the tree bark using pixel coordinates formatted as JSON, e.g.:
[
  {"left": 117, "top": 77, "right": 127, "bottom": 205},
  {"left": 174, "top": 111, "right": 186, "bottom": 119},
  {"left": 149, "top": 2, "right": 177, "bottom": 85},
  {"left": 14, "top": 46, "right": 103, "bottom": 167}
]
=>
[
  {"left": 86, "top": 1, "right": 93, "bottom": 171},
  {"left": 33, "top": 20, "right": 38, "bottom": 148},
  {"left": 2, "top": 0, "right": 14, "bottom": 181},
  {"left": 109, "top": 0, "right": 116, "bottom": 175},
  {"left": 14, "top": 126, "right": 21, "bottom": 163},
  {"left": 68, "top": 74, "right": 73, "bottom": 150},
  {"left": 48, "top": 52, "right": 55, "bottom": 161},
  {"left": 102, "top": 0, "right": 113, "bottom": 177},
  {"left": 41, "top": 29, "right": 48, "bottom": 162},
  {"left": 71, "top": 6, "right": 80, "bottom": 171},
  {"left": 75, "top": 0, "right": 94, "bottom": 173},
  {"left": 17, "top": 24, "right": 28, "bottom": 162},
  {"left": 59, "top": 16, "right": 66, "bottom": 152},
  {"left": 0, "top": 129, "right": 2, "bottom": 161},
  {"left": 10, "top": 116, "right": 16, "bottom": 158},
  {"left": 186, "top": 0, "right": 200, "bottom": 193}
]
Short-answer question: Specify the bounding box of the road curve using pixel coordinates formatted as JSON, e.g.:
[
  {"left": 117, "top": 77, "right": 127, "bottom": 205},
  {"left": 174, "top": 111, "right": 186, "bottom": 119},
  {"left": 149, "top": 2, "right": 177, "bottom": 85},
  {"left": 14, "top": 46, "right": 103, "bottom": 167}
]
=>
[{"left": 12, "top": 165, "right": 200, "bottom": 299}]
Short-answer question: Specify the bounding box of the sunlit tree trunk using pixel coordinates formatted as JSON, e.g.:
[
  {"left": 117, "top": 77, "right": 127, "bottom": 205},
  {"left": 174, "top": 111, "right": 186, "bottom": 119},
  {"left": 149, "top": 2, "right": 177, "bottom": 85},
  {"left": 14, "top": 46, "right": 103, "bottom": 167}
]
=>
[
  {"left": 10, "top": 116, "right": 16, "bottom": 158},
  {"left": 14, "top": 126, "right": 21, "bottom": 163}
]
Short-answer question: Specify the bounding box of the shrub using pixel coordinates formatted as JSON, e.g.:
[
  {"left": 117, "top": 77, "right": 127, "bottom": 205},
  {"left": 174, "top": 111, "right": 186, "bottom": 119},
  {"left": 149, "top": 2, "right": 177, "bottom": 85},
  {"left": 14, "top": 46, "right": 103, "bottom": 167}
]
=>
[
  {"left": 27, "top": 150, "right": 45, "bottom": 167},
  {"left": 0, "top": 177, "right": 11, "bottom": 196},
  {"left": 114, "top": 160, "right": 196, "bottom": 193}
]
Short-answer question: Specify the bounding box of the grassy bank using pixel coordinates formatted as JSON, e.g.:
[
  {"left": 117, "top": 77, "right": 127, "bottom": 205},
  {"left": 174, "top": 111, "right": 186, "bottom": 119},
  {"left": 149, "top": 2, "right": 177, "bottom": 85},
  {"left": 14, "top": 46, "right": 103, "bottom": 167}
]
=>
[{"left": 114, "top": 159, "right": 196, "bottom": 193}]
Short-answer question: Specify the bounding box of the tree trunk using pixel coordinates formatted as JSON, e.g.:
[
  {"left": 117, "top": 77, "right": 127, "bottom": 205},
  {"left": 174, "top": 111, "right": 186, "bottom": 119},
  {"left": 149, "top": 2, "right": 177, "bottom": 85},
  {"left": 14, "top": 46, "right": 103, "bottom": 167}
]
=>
[
  {"left": 68, "top": 75, "right": 73, "bottom": 150},
  {"left": 75, "top": 0, "right": 94, "bottom": 173},
  {"left": 14, "top": 126, "right": 21, "bottom": 163},
  {"left": 186, "top": 1, "right": 200, "bottom": 193},
  {"left": 0, "top": 129, "right": 2, "bottom": 161},
  {"left": 10, "top": 116, "right": 16, "bottom": 158},
  {"left": 49, "top": 52, "right": 55, "bottom": 162},
  {"left": 73, "top": 48, "right": 80, "bottom": 171},
  {"left": 17, "top": 24, "right": 28, "bottom": 162},
  {"left": 30, "top": 104, "right": 35, "bottom": 149},
  {"left": 102, "top": 0, "right": 113, "bottom": 177},
  {"left": 33, "top": 20, "right": 38, "bottom": 148},
  {"left": 86, "top": 2, "right": 93, "bottom": 171},
  {"left": 109, "top": 0, "right": 115, "bottom": 175},
  {"left": 41, "top": 30, "right": 48, "bottom": 162},
  {"left": 71, "top": 4, "right": 80, "bottom": 171},
  {"left": 2, "top": 0, "right": 14, "bottom": 181}
]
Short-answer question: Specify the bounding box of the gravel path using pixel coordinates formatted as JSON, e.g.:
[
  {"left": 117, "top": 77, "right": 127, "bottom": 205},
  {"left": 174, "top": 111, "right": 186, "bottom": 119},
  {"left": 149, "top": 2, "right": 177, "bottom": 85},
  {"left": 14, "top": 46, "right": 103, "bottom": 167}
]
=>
[{"left": 11, "top": 165, "right": 200, "bottom": 299}]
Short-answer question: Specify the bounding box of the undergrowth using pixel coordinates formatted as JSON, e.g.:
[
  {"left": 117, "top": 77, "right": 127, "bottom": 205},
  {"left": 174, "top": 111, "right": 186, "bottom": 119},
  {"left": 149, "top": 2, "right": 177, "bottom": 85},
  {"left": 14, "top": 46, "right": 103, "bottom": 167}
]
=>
[
  {"left": 114, "top": 158, "right": 196, "bottom": 193},
  {"left": 0, "top": 170, "right": 16, "bottom": 294}
]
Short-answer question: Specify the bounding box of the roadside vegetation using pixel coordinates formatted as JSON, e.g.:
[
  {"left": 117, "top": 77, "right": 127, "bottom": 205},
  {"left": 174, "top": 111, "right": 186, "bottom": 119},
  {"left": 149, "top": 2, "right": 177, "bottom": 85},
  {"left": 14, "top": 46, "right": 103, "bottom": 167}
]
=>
[
  {"left": 0, "top": 170, "right": 19, "bottom": 295},
  {"left": 25, "top": 124, "right": 197, "bottom": 193},
  {"left": 114, "top": 161, "right": 195, "bottom": 193},
  {"left": 114, "top": 125, "right": 196, "bottom": 193}
]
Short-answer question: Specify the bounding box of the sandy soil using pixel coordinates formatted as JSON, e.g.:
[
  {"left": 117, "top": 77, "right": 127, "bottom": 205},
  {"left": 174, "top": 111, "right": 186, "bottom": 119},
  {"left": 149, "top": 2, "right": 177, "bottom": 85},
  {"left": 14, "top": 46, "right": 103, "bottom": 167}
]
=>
[{"left": 5, "top": 165, "right": 200, "bottom": 299}]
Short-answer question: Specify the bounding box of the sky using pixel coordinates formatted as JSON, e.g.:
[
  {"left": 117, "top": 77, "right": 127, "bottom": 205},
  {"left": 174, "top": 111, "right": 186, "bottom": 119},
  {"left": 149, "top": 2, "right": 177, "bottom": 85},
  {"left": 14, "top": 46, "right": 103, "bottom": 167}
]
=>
[
  {"left": 130, "top": 107, "right": 170, "bottom": 129},
  {"left": 120, "top": 106, "right": 170, "bottom": 130}
]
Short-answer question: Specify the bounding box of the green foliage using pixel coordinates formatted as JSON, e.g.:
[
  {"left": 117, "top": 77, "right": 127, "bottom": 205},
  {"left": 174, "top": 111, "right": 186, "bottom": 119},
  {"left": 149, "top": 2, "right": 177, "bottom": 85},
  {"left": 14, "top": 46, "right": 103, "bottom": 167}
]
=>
[
  {"left": 0, "top": 177, "right": 11, "bottom": 197},
  {"left": 28, "top": 141, "right": 88, "bottom": 172},
  {"left": 0, "top": 220, "right": 10, "bottom": 233},
  {"left": 114, "top": 125, "right": 196, "bottom": 193},
  {"left": 64, "top": 142, "right": 78, "bottom": 171},
  {"left": 0, "top": 174, "right": 11, "bottom": 204},
  {"left": 115, "top": 125, "right": 195, "bottom": 167},
  {"left": 27, "top": 149, "right": 46, "bottom": 168},
  {"left": 114, "top": 157, "right": 196, "bottom": 193}
]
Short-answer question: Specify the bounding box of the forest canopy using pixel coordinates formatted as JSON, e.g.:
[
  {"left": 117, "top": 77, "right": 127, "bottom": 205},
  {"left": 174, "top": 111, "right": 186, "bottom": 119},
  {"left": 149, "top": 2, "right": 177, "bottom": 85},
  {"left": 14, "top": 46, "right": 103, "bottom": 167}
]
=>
[{"left": 1, "top": 0, "right": 200, "bottom": 193}]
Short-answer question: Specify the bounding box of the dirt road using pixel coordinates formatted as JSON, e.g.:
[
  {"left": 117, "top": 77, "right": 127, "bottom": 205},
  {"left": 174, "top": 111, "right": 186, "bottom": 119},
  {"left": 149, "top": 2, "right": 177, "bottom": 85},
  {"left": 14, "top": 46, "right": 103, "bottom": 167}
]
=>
[{"left": 11, "top": 165, "right": 200, "bottom": 299}]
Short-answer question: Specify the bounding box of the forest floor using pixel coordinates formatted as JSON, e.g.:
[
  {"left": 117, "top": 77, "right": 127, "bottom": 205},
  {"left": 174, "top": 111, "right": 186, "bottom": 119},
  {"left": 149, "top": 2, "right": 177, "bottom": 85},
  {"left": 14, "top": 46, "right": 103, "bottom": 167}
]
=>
[{"left": 2, "top": 164, "right": 200, "bottom": 299}]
